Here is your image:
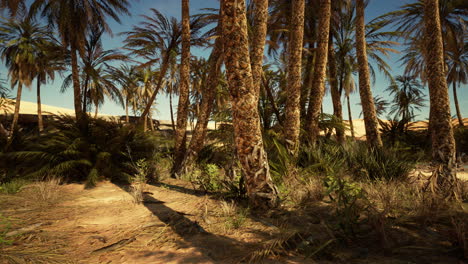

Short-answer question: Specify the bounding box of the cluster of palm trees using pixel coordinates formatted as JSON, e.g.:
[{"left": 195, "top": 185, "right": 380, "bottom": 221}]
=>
[{"left": 0, "top": 0, "right": 466, "bottom": 207}]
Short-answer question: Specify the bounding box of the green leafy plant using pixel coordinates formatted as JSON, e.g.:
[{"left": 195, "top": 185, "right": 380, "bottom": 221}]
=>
[
  {"left": 0, "top": 213, "right": 12, "bottom": 245},
  {"left": 0, "top": 179, "right": 28, "bottom": 194}
]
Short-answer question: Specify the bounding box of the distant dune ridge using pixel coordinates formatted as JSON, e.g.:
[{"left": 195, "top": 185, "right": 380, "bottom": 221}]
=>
[{"left": 2, "top": 100, "right": 467, "bottom": 134}]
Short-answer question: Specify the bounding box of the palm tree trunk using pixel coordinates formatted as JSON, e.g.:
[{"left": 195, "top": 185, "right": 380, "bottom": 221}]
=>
[
  {"left": 452, "top": 82, "right": 464, "bottom": 127},
  {"left": 423, "top": 0, "right": 457, "bottom": 198},
  {"left": 176, "top": 3, "right": 224, "bottom": 176},
  {"left": 169, "top": 89, "right": 176, "bottom": 132},
  {"left": 125, "top": 99, "right": 130, "bottom": 123},
  {"left": 328, "top": 36, "right": 344, "bottom": 144},
  {"left": 10, "top": 82, "right": 22, "bottom": 135},
  {"left": 347, "top": 94, "right": 355, "bottom": 139},
  {"left": 305, "top": 0, "right": 331, "bottom": 144},
  {"left": 82, "top": 75, "right": 90, "bottom": 114},
  {"left": 70, "top": 45, "right": 83, "bottom": 120},
  {"left": 37, "top": 76, "right": 43, "bottom": 133},
  {"left": 301, "top": 43, "right": 314, "bottom": 119},
  {"left": 148, "top": 113, "right": 154, "bottom": 131},
  {"left": 262, "top": 74, "right": 282, "bottom": 126},
  {"left": 355, "top": 0, "right": 382, "bottom": 147},
  {"left": 250, "top": 0, "right": 268, "bottom": 99},
  {"left": 94, "top": 103, "right": 98, "bottom": 118},
  {"left": 284, "top": 0, "right": 305, "bottom": 155},
  {"left": 173, "top": 0, "right": 192, "bottom": 176},
  {"left": 223, "top": 0, "right": 278, "bottom": 209}
]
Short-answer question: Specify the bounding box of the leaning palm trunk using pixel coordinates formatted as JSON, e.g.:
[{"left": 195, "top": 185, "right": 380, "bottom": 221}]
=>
[
  {"left": 223, "top": 0, "right": 278, "bottom": 209},
  {"left": 347, "top": 94, "right": 355, "bottom": 139},
  {"left": 355, "top": 0, "right": 382, "bottom": 147},
  {"left": 10, "top": 82, "right": 22, "bottom": 135},
  {"left": 250, "top": 0, "right": 268, "bottom": 99},
  {"left": 423, "top": 0, "right": 458, "bottom": 198},
  {"left": 328, "top": 35, "right": 344, "bottom": 144},
  {"left": 173, "top": 0, "right": 192, "bottom": 176},
  {"left": 305, "top": 0, "right": 331, "bottom": 144},
  {"left": 284, "top": 0, "right": 305, "bottom": 155},
  {"left": 177, "top": 14, "right": 224, "bottom": 176},
  {"left": 37, "top": 75, "right": 44, "bottom": 133},
  {"left": 452, "top": 82, "right": 464, "bottom": 127},
  {"left": 125, "top": 99, "right": 130, "bottom": 123},
  {"left": 70, "top": 46, "right": 83, "bottom": 120}
]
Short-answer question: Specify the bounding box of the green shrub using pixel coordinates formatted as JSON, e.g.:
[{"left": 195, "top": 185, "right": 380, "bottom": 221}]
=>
[
  {"left": 5, "top": 116, "right": 157, "bottom": 187},
  {"left": 0, "top": 213, "right": 12, "bottom": 245},
  {"left": 0, "top": 179, "right": 28, "bottom": 194},
  {"left": 346, "top": 142, "right": 416, "bottom": 181}
]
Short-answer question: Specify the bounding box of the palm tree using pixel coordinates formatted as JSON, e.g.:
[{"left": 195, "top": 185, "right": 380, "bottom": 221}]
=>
[
  {"left": 284, "top": 0, "right": 305, "bottom": 155},
  {"left": 110, "top": 64, "right": 139, "bottom": 123},
  {"left": 0, "top": 18, "right": 51, "bottom": 135},
  {"left": 122, "top": 8, "right": 205, "bottom": 126},
  {"left": 385, "top": 75, "right": 426, "bottom": 123},
  {"left": 305, "top": 0, "right": 331, "bottom": 144},
  {"left": 446, "top": 38, "right": 467, "bottom": 127},
  {"left": 0, "top": 74, "right": 11, "bottom": 136},
  {"left": 30, "top": 0, "right": 130, "bottom": 120},
  {"left": 173, "top": 0, "right": 192, "bottom": 176},
  {"left": 0, "top": 0, "right": 24, "bottom": 16},
  {"left": 249, "top": 0, "right": 269, "bottom": 99},
  {"left": 222, "top": 0, "right": 278, "bottom": 208},
  {"left": 355, "top": 0, "right": 382, "bottom": 147},
  {"left": 423, "top": 0, "right": 457, "bottom": 198}
]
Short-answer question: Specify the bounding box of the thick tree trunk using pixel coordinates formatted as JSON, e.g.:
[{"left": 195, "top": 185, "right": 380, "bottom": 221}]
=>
[
  {"left": 37, "top": 76, "right": 43, "bottom": 133},
  {"left": 284, "top": 0, "right": 305, "bottom": 155},
  {"left": 250, "top": 0, "right": 268, "bottom": 99},
  {"left": 223, "top": 0, "right": 278, "bottom": 209},
  {"left": 70, "top": 46, "right": 83, "bottom": 120},
  {"left": 10, "top": 82, "right": 22, "bottom": 135},
  {"left": 173, "top": 0, "right": 192, "bottom": 176},
  {"left": 347, "top": 94, "right": 355, "bottom": 139},
  {"left": 424, "top": 0, "right": 458, "bottom": 198},
  {"left": 328, "top": 35, "right": 344, "bottom": 144},
  {"left": 125, "top": 99, "right": 129, "bottom": 123},
  {"left": 452, "top": 82, "right": 464, "bottom": 127},
  {"left": 305, "top": 0, "right": 331, "bottom": 144},
  {"left": 177, "top": 14, "right": 224, "bottom": 176},
  {"left": 355, "top": 0, "right": 382, "bottom": 147}
]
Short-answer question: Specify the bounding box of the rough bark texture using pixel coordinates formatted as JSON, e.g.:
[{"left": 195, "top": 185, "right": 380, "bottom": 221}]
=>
[
  {"left": 250, "top": 0, "right": 268, "bottom": 99},
  {"left": 177, "top": 12, "right": 224, "bottom": 176},
  {"left": 328, "top": 35, "right": 344, "bottom": 144},
  {"left": 70, "top": 46, "right": 83, "bottom": 120},
  {"left": 222, "top": 0, "right": 278, "bottom": 209},
  {"left": 305, "top": 0, "right": 331, "bottom": 144},
  {"left": 173, "top": 0, "right": 192, "bottom": 176},
  {"left": 284, "top": 0, "right": 305, "bottom": 155},
  {"left": 423, "top": 0, "right": 458, "bottom": 198},
  {"left": 452, "top": 82, "right": 464, "bottom": 127},
  {"left": 355, "top": 0, "right": 382, "bottom": 147},
  {"left": 10, "top": 82, "right": 22, "bottom": 135},
  {"left": 37, "top": 76, "right": 43, "bottom": 133},
  {"left": 347, "top": 94, "right": 355, "bottom": 139}
]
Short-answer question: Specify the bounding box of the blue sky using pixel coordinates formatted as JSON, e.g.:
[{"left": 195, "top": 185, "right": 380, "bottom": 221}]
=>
[{"left": 1, "top": 0, "right": 467, "bottom": 121}]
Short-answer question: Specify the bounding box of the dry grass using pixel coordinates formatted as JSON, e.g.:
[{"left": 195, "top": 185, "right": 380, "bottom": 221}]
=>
[
  {"left": 23, "top": 177, "right": 62, "bottom": 206},
  {"left": 129, "top": 181, "right": 146, "bottom": 204}
]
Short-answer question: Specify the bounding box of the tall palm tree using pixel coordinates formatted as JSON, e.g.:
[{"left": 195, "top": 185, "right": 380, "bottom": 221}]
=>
[
  {"left": 446, "top": 38, "right": 467, "bottom": 127},
  {"left": 385, "top": 75, "right": 426, "bottom": 122},
  {"left": 122, "top": 8, "right": 205, "bottom": 126},
  {"left": 30, "top": 0, "right": 130, "bottom": 120},
  {"left": 110, "top": 64, "right": 139, "bottom": 123},
  {"left": 423, "top": 0, "right": 457, "bottom": 198},
  {"left": 305, "top": 0, "right": 331, "bottom": 144},
  {"left": 222, "top": 0, "right": 278, "bottom": 209},
  {"left": 284, "top": 0, "right": 305, "bottom": 155},
  {"left": 0, "top": 18, "right": 51, "bottom": 135},
  {"left": 249, "top": 0, "right": 269, "bottom": 99},
  {"left": 355, "top": 0, "right": 382, "bottom": 147},
  {"left": 173, "top": 0, "right": 192, "bottom": 176}
]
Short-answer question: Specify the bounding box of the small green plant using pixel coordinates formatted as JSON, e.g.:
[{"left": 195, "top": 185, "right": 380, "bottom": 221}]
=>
[
  {"left": 225, "top": 206, "right": 248, "bottom": 230},
  {"left": 0, "top": 179, "right": 28, "bottom": 194},
  {"left": 130, "top": 159, "right": 148, "bottom": 204},
  {"left": 0, "top": 213, "right": 12, "bottom": 245},
  {"left": 190, "top": 163, "right": 222, "bottom": 192},
  {"left": 324, "top": 175, "right": 366, "bottom": 236}
]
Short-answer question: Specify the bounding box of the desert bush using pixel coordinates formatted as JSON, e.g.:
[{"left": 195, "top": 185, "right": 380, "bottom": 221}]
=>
[
  {"left": 5, "top": 116, "right": 157, "bottom": 187},
  {"left": 129, "top": 159, "right": 149, "bottom": 204},
  {"left": 345, "top": 142, "right": 416, "bottom": 181},
  {"left": 31, "top": 177, "right": 62, "bottom": 205},
  {"left": 0, "top": 178, "right": 29, "bottom": 194}
]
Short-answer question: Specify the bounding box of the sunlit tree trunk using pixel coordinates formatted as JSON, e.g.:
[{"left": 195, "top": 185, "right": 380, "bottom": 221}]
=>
[
  {"left": 452, "top": 82, "right": 464, "bottom": 127},
  {"left": 37, "top": 76, "right": 44, "bottom": 133},
  {"left": 10, "top": 82, "right": 22, "bottom": 135},
  {"left": 173, "top": 0, "right": 192, "bottom": 176},
  {"left": 169, "top": 86, "right": 176, "bottom": 132},
  {"left": 305, "top": 0, "right": 331, "bottom": 144},
  {"left": 355, "top": 0, "right": 382, "bottom": 147},
  {"left": 347, "top": 94, "right": 355, "bottom": 139},
  {"left": 284, "top": 0, "right": 305, "bottom": 155},
  {"left": 177, "top": 6, "right": 224, "bottom": 176},
  {"left": 223, "top": 0, "right": 278, "bottom": 209},
  {"left": 424, "top": 0, "right": 458, "bottom": 198},
  {"left": 125, "top": 99, "right": 129, "bottom": 123},
  {"left": 250, "top": 0, "right": 268, "bottom": 99},
  {"left": 328, "top": 35, "right": 344, "bottom": 144}
]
